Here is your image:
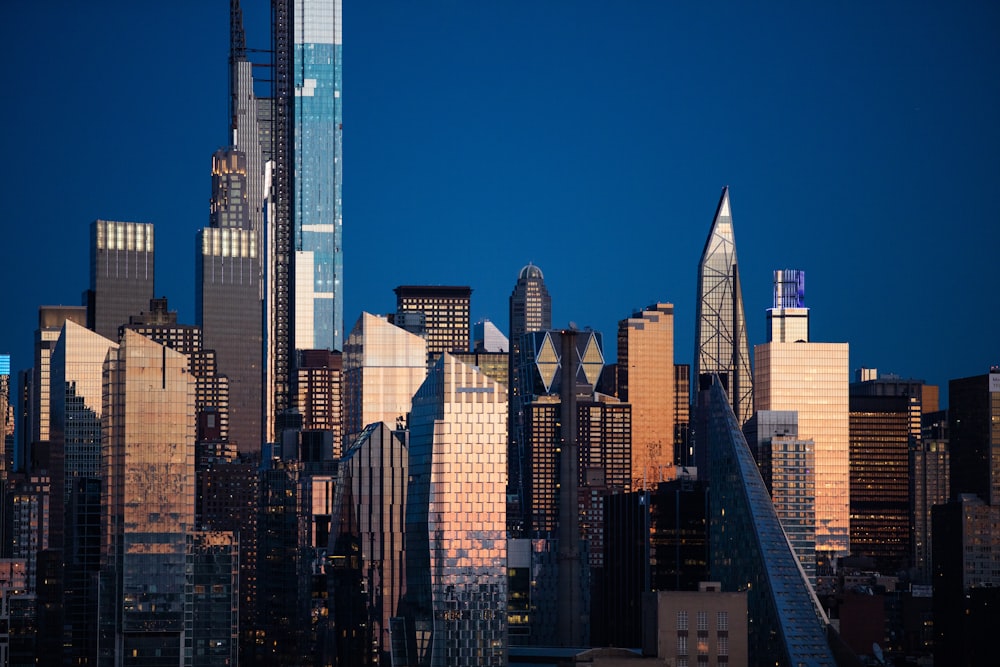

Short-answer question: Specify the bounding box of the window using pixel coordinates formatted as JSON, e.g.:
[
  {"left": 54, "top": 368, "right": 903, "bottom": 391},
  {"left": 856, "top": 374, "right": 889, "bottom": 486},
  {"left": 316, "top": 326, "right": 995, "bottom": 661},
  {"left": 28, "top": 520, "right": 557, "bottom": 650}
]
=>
[
  {"left": 697, "top": 611, "right": 707, "bottom": 631},
  {"left": 677, "top": 610, "right": 688, "bottom": 630},
  {"left": 717, "top": 610, "right": 728, "bottom": 631},
  {"left": 677, "top": 634, "right": 688, "bottom": 656}
]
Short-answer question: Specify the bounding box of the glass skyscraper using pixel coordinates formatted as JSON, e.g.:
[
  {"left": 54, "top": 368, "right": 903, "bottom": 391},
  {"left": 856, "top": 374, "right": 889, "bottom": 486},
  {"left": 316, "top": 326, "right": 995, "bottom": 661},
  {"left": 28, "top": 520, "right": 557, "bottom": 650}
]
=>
[
  {"left": 287, "top": 0, "right": 343, "bottom": 353},
  {"left": 98, "top": 330, "right": 196, "bottom": 666},
  {"left": 399, "top": 354, "right": 507, "bottom": 666},
  {"left": 694, "top": 187, "right": 753, "bottom": 425}
]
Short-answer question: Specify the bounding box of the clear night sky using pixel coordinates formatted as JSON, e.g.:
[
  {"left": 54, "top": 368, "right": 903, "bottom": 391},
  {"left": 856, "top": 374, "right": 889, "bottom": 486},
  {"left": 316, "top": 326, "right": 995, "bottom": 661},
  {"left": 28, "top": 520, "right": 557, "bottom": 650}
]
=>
[{"left": 2, "top": 1, "right": 998, "bottom": 405}]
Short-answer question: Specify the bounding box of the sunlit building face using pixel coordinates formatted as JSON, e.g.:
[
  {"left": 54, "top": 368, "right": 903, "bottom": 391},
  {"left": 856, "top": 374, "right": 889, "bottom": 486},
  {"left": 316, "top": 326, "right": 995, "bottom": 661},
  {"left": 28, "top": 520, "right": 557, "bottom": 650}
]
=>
[{"left": 405, "top": 354, "right": 507, "bottom": 666}]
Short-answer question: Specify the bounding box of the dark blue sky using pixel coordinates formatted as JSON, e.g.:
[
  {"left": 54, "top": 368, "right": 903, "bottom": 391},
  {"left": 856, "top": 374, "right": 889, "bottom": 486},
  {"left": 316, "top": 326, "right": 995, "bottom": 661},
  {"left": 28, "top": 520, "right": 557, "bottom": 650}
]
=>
[{"left": 2, "top": 1, "right": 998, "bottom": 404}]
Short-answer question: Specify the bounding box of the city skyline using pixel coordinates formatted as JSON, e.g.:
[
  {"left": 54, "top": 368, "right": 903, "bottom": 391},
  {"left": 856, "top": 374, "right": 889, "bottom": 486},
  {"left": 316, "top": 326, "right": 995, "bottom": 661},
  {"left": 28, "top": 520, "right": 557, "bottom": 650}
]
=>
[{"left": 2, "top": 1, "right": 998, "bottom": 404}]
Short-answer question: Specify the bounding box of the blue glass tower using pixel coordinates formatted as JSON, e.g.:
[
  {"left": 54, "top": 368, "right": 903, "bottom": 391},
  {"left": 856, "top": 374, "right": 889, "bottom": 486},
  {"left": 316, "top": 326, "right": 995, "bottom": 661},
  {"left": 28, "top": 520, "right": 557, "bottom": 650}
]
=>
[{"left": 291, "top": 0, "right": 343, "bottom": 352}]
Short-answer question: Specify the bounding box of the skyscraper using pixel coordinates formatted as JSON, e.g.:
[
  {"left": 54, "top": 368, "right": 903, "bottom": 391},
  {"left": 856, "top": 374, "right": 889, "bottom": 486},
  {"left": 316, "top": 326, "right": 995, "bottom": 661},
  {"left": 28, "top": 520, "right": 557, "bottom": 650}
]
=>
[
  {"left": 703, "top": 377, "right": 835, "bottom": 665},
  {"left": 342, "top": 312, "right": 427, "bottom": 445},
  {"left": 617, "top": 303, "right": 675, "bottom": 489},
  {"left": 948, "top": 368, "right": 1000, "bottom": 505},
  {"left": 399, "top": 354, "right": 507, "bottom": 666},
  {"left": 694, "top": 187, "right": 753, "bottom": 425},
  {"left": 264, "top": 0, "right": 344, "bottom": 441},
  {"left": 508, "top": 264, "right": 552, "bottom": 529},
  {"left": 197, "top": 148, "right": 263, "bottom": 454},
  {"left": 849, "top": 395, "right": 911, "bottom": 572},
  {"left": 85, "top": 220, "right": 154, "bottom": 341},
  {"left": 98, "top": 330, "right": 195, "bottom": 665},
  {"left": 329, "top": 422, "right": 408, "bottom": 665},
  {"left": 393, "top": 285, "right": 472, "bottom": 363},
  {"left": 754, "top": 271, "right": 850, "bottom": 559}
]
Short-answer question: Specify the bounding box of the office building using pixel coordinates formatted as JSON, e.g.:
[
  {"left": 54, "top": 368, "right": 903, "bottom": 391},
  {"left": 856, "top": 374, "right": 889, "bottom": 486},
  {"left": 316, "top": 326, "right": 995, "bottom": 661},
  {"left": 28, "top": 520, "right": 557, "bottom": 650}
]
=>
[
  {"left": 398, "top": 354, "right": 507, "bottom": 666},
  {"left": 263, "top": 0, "right": 343, "bottom": 440},
  {"left": 641, "top": 583, "right": 749, "bottom": 667},
  {"left": 124, "top": 298, "right": 231, "bottom": 448},
  {"left": 329, "top": 422, "right": 408, "bottom": 665},
  {"left": 618, "top": 303, "right": 676, "bottom": 489},
  {"left": 849, "top": 395, "right": 911, "bottom": 572},
  {"left": 767, "top": 269, "right": 809, "bottom": 343},
  {"left": 1, "top": 355, "right": 11, "bottom": 471},
  {"left": 754, "top": 272, "right": 850, "bottom": 559},
  {"left": 197, "top": 149, "right": 262, "bottom": 454},
  {"left": 473, "top": 319, "right": 508, "bottom": 353},
  {"left": 674, "top": 364, "right": 690, "bottom": 466},
  {"left": 343, "top": 312, "right": 427, "bottom": 445},
  {"left": 703, "top": 377, "right": 836, "bottom": 665},
  {"left": 24, "top": 306, "right": 87, "bottom": 470},
  {"left": 295, "top": 348, "right": 343, "bottom": 455},
  {"left": 85, "top": 220, "right": 154, "bottom": 341},
  {"left": 508, "top": 264, "right": 552, "bottom": 525},
  {"left": 98, "top": 330, "right": 195, "bottom": 665},
  {"left": 450, "top": 351, "right": 508, "bottom": 387},
  {"left": 743, "top": 411, "right": 817, "bottom": 585},
  {"left": 693, "top": 187, "right": 753, "bottom": 424},
  {"left": 931, "top": 494, "right": 1000, "bottom": 665},
  {"left": 948, "top": 369, "right": 1000, "bottom": 505},
  {"left": 190, "top": 531, "right": 239, "bottom": 667},
  {"left": 910, "top": 438, "right": 949, "bottom": 583},
  {"left": 393, "top": 285, "right": 471, "bottom": 363}
]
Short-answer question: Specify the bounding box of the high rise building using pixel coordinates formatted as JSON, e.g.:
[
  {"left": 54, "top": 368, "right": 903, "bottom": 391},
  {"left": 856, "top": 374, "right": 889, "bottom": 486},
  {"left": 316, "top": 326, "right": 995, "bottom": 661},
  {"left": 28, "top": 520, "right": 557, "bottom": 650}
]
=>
[
  {"left": 398, "top": 354, "right": 507, "bottom": 666},
  {"left": 85, "top": 220, "right": 154, "bottom": 341},
  {"left": 754, "top": 272, "right": 850, "bottom": 559},
  {"left": 743, "top": 410, "right": 817, "bottom": 585},
  {"left": 948, "top": 369, "right": 1000, "bottom": 505},
  {"left": 931, "top": 494, "right": 1000, "bottom": 664},
  {"left": 271, "top": 0, "right": 343, "bottom": 354},
  {"left": 702, "top": 377, "right": 836, "bottom": 665},
  {"left": 26, "top": 306, "right": 87, "bottom": 467},
  {"left": 508, "top": 264, "right": 552, "bottom": 498},
  {"left": 473, "top": 319, "right": 508, "bottom": 353},
  {"left": 393, "top": 285, "right": 472, "bottom": 363},
  {"left": 197, "top": 148, "right": 263, "bottom": 455},
  {"left": 849, "top": 395, "right": 911, "bottom": 572},
  {"left": 1, "top": 355, "right": 12, "bottom": 471},
  {"left": 264, "top": 0, "right": 344, "bottom": 440},
  {"left": 98, "top": 330, "right": 195, "bottom": 665},
  {"left": 693, "top": 187, "right": 753, "bottom": 425},
  {"left": 295, "top": 348, "right": 343, "bottom": 455},
  {"left": 124, "top": 298, "right": 231, "bottom": 449},
  {"left": 911, "top": 437, "right": 949, "bottom": 583},
  {"left": 329, "top": 422, "right": 408, "bottom": 665},
  {"left": 342, "top": 312, "right": 427, "bottom": 445},
  {"left": 617, "top": 303, "right": 675, "bottom": 489},
  {"left": 767, "top": 269, "right": 809, "bottom": 343}
]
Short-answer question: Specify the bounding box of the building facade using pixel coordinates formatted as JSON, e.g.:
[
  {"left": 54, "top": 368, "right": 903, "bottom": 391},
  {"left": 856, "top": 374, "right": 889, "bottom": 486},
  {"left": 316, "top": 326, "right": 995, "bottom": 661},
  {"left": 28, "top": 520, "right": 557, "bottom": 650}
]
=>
[
  {"left": 703, "top": 378, "right": 835, "bottom": 665},
  {"left": 948, "top": 369, "right": 1000, "bottom": 505},
  {"left": 399, "top": 354, "right": 507, "bottom": 666},
  {"left": 197, "top": 148, "right": 263, "bottom": 454},
  {"left": 849, "top": 395, "right": 911, "bottom": 572},
  {"left": 393, "top": 285, "right": 472, "bottom": 364},
  {"left": 329, "top": 422, "right": 408, "bottom": 664},
  {"left": 342, "top": 312, "right": 427, "bottom": 445},
  {"left": 98, "top": 331, "right": 196, "bottom": 666},
  {"left": 85, "top": 220, "right": 154, "bottom": 342},
  {"left": 618, "top": 303, "right": 676, "bottom": 489},
  {"left": 693, "top": 187, "right": 753, "bottom": 425}
]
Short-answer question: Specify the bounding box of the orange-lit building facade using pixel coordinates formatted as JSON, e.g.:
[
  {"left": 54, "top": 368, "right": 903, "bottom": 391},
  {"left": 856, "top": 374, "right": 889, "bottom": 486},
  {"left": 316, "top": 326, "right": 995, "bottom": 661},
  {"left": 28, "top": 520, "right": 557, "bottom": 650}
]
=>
[
  {"left": 402, "top": 354, "right": 507, "bottom": 666},
  {"left": 754, "top": 341, "right": 850, "bottom": 559},
  {"left": 617, "top": 303, "right": 675, "bottom": 488}
]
